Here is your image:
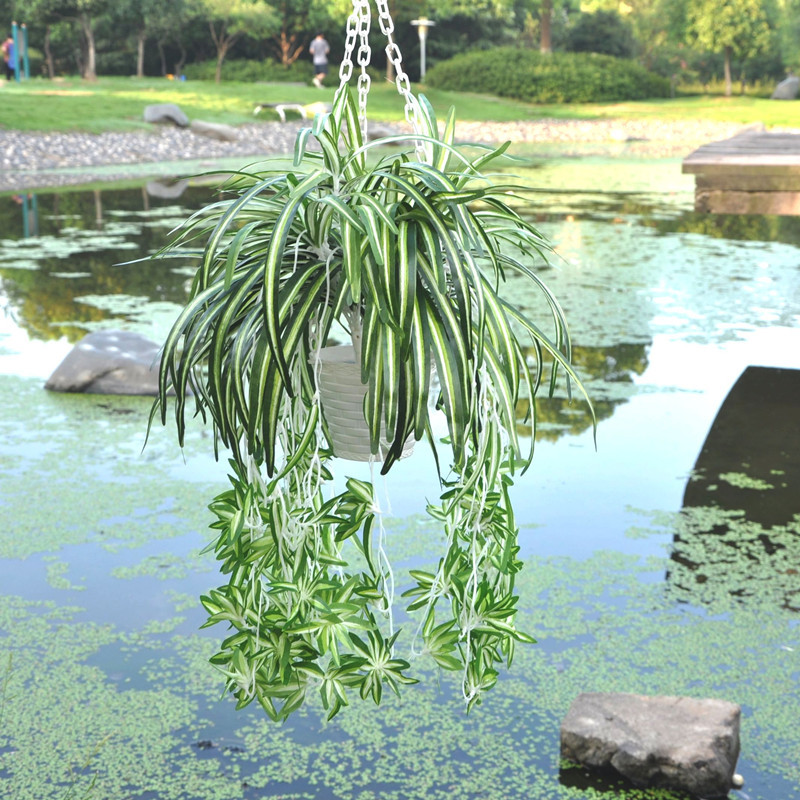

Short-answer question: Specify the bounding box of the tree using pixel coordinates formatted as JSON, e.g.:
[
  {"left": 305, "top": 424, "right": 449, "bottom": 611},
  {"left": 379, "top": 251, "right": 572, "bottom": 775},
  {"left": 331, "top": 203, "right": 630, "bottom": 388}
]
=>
[
  {"left": 193, "top": 0, "right": 277, "bottom": 82},
  {"left": 268, "top": 0, "right": 309, "bottom": 66},
  {"left": 540, "top": 0, "right": 552, "bottom": 52},
  {"left": 72, "top": 0, "right": 108, "bottom": 79},
  {"left": 107, "top": 0, "right": 149, "bottom": 77},
  {"left": 373, "top": 0, "right": 423, "bottom": 81},
  {"left": 776, "top": 0, "right": 800, "bottom": 71},
  {"left": 104, "top": 0, "right": 189, "bottom": 78},
  {"left": 422, "top": 0, "right": 517, "bottom": 65},
  {"left": 688, "top": 0, "right": 771, "bottom": 95},
  {"left": 260, "top": 0, "right": 348, "bottom": 67},
  {"left": 511, "top": 0, "right": 578, "bottom": 54},
  {"left": 150, "top": 0, "right": 196, "bottom": 76},
  {"left": 38, "top": 0, "right": 110, "bottom": 79},
  {"left": 565, "top": 9, "right": 636, "bottom": 58}
]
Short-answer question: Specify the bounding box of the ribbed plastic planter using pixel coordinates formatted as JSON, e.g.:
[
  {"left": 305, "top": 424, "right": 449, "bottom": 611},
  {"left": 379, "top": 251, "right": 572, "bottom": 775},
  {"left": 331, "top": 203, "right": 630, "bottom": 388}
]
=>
[{"left": 315, "top": 345, "right": 414, "bottom": 461}]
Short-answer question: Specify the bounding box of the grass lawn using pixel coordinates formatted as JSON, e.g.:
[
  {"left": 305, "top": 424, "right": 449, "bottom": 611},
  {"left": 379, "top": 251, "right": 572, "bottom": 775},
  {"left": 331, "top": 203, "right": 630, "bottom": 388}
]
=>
[{"left": 0, "top": 76, "right": 797, "bottom": 132}]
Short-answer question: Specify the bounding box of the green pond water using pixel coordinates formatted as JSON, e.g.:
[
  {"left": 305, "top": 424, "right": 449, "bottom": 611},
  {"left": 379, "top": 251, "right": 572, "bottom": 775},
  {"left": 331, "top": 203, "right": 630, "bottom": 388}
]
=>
[{"left": 0, "top": 157, "right": 799, "bottom": 800}]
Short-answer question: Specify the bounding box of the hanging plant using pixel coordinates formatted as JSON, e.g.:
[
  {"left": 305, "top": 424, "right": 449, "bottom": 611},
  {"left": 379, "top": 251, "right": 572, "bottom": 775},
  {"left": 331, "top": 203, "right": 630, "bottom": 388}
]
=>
[{"left": 153, "top": 2, "right": 589, "bottom": 722}]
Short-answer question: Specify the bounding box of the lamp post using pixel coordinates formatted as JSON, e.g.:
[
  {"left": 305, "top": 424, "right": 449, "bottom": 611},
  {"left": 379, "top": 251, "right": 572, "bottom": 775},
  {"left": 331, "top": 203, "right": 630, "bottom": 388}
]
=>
[{"left": 410, "top": 17, "right": 435, "bottom": 81}]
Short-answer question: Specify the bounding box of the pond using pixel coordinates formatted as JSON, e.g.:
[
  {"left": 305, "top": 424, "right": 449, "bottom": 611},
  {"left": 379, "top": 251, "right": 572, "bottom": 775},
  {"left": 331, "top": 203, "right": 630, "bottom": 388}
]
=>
[{"left": 0, "top": 156, "right": 798, "bottom": 800}]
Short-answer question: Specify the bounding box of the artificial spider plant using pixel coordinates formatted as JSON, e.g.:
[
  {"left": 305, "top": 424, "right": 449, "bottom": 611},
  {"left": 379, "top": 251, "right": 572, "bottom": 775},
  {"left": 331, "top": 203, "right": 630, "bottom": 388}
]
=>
[{"left": 153, "top": 85, "right": 589, "bottom": 720}]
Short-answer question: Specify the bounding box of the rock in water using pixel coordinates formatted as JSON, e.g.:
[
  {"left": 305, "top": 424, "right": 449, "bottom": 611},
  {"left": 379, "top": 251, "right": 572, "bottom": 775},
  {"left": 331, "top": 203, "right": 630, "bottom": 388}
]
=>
[
  {"left": 45, "top": 330, "right": 162, "bottom": 396},
  {"left": 560, "top": 692, "right": 741, "bottom": 798}
]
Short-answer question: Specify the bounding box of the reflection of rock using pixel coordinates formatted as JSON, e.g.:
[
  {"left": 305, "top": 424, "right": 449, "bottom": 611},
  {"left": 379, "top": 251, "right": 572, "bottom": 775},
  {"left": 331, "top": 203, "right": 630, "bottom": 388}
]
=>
[
  {"left": 144, "top": 103, "right": 189, "bottom": 127},
  {"left": 146, "top": 179, "right": 189, "bottom": 199},
  {"left": 671, "top": 366, "right": 800, "bottom": 609},
  {"left": 45, "top": 330, "right": 161, "bottom": 395},
  {"left": 561, "top": 692, "right": 741, "bottom": 799}
]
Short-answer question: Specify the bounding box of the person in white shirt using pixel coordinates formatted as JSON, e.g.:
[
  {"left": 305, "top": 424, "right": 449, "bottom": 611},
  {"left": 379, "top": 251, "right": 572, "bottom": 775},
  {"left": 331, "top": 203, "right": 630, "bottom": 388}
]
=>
[{"left": 309, "top": 33, "right": 330, "bottom": 88}]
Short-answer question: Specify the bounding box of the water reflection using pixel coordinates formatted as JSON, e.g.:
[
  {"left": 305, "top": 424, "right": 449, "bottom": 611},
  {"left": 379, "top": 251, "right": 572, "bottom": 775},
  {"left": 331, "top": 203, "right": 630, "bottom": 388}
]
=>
[
  {"left": 0, "top": 187, "right": 210, "bottom": 343},
  {"left": 2, "top": 165, "right": 800, "bottom": 800},
  {"left": 647, "top": 211, "right": 800, "bottom": 247},
  {"left": 670, "top": 366, "right": 800, "bottom": 611},
  {"left": 10, "top": 193, "right": 39, "bottom": 237},
  {"left": 519, "top": 343, "right": 648, "bottom": 442}
]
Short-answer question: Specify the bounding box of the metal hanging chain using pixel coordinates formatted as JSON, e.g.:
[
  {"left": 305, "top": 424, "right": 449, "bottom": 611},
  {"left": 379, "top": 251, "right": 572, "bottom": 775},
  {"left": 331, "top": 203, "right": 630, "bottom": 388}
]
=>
[
  {"left": 336, "top": 0, "right": 423, "bottom": 138},
  {"left": 374, "top": 0, "right": 422, "bottom": 134},
  {"left": 356, "top": 0, "right": 372, "bottom": 133},
  {"left": 337, "top": 4, "right": 359, "bottom": 87},
  {"left": 337, "top": 0, "right": 370, "bottom": 136}
]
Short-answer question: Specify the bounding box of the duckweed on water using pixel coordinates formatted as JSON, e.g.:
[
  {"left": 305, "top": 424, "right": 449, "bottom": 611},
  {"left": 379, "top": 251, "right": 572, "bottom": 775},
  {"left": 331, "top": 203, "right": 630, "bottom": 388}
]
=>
[
  {"left": 44, "top": 557, "right": 87, "bottom": 591},
  {"left": 72, "top": 294, "right": 186, "bottom": 340},
  {"left": 3, "top": 174, "right": 800, "bottom": 798},
  {"left": 0, "top": 224, "right": 142, "bottom": 269},
  {"left": 0, "top": 377, "right": 222, "bottom": 561},
  {"left": 2, "top": 534, "right": 798, "bottom": 798},
  {"left": 719, "top": 472, "right": 776, "bottom": 491},
  {"left": 111, "top": 551, "right": 210, "bottom": 581},
  {"left": 629, "top": 505, "right": 800, "bottom": 611},
  {"left": 2, "top": 380, "right": 798, "bottom": 799},
  {"left": 2, "top": 371, "right": 796, "bottom": 797}
]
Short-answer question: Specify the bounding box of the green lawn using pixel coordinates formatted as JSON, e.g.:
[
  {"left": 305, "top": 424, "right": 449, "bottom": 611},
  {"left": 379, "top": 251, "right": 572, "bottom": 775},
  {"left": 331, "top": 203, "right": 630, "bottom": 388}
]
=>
[{"left": 1, "top": 76, "right": 797, "bottom": 132}]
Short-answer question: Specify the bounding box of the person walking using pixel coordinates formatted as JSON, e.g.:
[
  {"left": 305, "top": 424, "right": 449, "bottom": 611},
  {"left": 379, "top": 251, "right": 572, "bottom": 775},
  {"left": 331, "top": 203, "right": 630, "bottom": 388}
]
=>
[
  {"left": 309, "top": 33, "right": 329, "bottom": 88},
  {"left": 2, "top": 35, "right": 15, "bottom": 81}
]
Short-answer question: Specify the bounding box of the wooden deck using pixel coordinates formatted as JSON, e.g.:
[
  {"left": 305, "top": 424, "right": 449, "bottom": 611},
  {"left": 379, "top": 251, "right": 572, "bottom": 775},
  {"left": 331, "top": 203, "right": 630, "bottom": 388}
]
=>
[{"left": 682, "top": 130, "right": 800, "bottom": 215}]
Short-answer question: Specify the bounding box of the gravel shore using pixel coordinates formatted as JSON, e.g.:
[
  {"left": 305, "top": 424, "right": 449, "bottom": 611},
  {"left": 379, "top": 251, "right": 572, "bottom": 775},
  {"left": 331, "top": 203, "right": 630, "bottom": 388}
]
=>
[{"left": 0, "top": 117, "right": 751, "bottom": 192}]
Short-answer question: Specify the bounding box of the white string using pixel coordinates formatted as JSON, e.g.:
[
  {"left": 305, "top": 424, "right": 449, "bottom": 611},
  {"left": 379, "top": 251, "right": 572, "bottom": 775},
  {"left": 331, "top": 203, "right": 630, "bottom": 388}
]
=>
[{"left": 368, "top": 459, "right": 396, "bottom": 642}]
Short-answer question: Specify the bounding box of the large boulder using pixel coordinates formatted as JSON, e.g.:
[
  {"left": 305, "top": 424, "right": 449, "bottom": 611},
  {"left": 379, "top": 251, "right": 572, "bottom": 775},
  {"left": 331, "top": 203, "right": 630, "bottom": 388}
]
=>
[
  {"left": 45, "top": 330, "right": 162, "bottom": 396},
  {"left": 560, "top": 692, "right": 741, "bottom": 798},
  {"left": 771, "top": 74, "right": 799, "bottom": 100},
  {"left": 144, "top": 103, "right": 189, "bottom": 127}
]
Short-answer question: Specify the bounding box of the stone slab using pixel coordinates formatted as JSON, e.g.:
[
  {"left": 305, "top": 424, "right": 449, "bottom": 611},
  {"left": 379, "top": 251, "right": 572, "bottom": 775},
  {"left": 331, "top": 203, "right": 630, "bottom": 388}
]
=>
[{"left": 560, "top": 692, "right": 741, "bottom": 798}]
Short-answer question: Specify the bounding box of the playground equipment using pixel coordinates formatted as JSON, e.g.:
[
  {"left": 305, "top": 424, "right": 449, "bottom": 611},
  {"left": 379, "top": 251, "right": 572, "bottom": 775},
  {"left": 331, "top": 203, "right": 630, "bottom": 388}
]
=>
[{"left": 10, "top": 21, "right": 30, "bottom": 81}]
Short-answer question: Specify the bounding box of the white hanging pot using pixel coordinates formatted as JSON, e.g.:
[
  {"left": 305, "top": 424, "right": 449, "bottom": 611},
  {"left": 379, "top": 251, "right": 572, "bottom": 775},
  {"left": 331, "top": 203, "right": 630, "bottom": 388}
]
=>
[{"left": 313, "top": 344, "right": 414, "bottom": 462}]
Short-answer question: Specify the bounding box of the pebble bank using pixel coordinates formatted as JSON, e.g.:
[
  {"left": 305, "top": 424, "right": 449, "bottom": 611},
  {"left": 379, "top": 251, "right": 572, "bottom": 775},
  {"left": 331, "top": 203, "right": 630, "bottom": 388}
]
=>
[{"left": 0, "top": 118, "right": 753, "bottom": 192}]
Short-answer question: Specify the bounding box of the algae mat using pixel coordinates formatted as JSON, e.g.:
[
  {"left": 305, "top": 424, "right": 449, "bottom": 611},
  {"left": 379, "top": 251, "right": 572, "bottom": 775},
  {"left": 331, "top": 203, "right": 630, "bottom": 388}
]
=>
[
  {"left": 1, "top": 165, "right": 799, "bottom": 799},
  {"left": 0, "top": 375, "right": 798, "bottom": 800}
]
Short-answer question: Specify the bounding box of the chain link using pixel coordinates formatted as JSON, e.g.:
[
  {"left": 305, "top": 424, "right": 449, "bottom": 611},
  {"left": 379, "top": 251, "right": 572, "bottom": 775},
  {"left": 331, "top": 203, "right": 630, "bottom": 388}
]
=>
[
  {"left": 374, "top": 0, "right": 422, "bottom": 133},
  {"left": 337, "top": 0, "right": 424, "bottom": 139},
  {"left": 356, "top": 0, "right": 371, "bottom": 134}
]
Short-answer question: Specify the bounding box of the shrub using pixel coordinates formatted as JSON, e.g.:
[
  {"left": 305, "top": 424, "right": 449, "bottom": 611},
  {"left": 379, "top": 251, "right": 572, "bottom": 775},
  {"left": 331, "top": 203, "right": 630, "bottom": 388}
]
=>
[
  {"left": 183, "top": 58, "right": 314, "bottom": 83},
  {"left": 425, "top": 47, "right": 670, "bottom": 104}
]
